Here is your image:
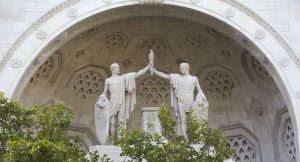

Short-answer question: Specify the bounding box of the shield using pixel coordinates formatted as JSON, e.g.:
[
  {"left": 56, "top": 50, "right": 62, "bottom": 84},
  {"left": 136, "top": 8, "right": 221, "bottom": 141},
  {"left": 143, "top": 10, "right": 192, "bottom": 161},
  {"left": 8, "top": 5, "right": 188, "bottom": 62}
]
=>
[{"left": 95, "top": 97, "right": 110, "bottom": 145}]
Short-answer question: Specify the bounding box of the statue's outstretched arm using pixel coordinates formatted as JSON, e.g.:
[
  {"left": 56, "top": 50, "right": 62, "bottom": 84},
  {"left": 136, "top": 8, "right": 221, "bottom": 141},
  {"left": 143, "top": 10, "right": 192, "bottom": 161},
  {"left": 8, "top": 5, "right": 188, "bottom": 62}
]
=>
[
  {"left": 135, "top": 63, "right": 150, "bottom": 78},
  {"left": 153, "top": 68, "right": 170, "bottom": 80}
]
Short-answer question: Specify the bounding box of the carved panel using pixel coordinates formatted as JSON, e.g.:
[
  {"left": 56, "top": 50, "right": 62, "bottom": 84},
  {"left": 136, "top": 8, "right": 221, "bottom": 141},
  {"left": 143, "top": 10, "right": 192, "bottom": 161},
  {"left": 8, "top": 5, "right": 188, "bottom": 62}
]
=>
[
  {"left": 251, "top": 56, "right": 273, "bottom": 82},
  {"left": 227, "top": 135, "right": 255, "bottom": 161},
  {"left": 180, "top": 33, "right": 210, "bottom": 54},
  {"left": 30, "top": 52, "right": 62, "bottom": 84},
  {"left": 221, "top": 123, "right": 262, "bottom": 162},
  {"left": 139, "top": 38, "right": 168, "bottom": 53},
  {"left": 284, "top": 120, "right": 296, "bottom": 161},
  {"left": 102, "top": 33, "right": 128, "bottom": 52},
  {"left": 138, "top": 77, "right": 169, "bottom": 106},
  {"left": 203, "top": 70, "right": 235, "bottom": 100},
  {"left": 72, "top": 72, "right": 103, "bottom": 100},
  {"left": 243, "top": 52, "right": 278, "bottom": 95},
  {"left": 66, "top": 65, "right": 108, "bottom": 101}
]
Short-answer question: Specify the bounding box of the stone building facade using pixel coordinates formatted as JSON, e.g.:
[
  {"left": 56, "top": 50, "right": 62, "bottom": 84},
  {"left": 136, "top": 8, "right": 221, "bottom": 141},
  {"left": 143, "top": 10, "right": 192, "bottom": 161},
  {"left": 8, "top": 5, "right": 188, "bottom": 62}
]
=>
[{"left": 1, "top": 0, "right": 300, "bottom": 161}]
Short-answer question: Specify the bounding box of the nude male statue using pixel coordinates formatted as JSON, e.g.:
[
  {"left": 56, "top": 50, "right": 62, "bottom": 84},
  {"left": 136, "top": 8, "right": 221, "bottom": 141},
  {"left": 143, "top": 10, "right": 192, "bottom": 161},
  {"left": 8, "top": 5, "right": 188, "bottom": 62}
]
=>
[
  {"left": 153, "top": 63, "right": 208, "bottom": 137},
  {"left": 95, "top": 63, "right": 150, "bottom": 144}
]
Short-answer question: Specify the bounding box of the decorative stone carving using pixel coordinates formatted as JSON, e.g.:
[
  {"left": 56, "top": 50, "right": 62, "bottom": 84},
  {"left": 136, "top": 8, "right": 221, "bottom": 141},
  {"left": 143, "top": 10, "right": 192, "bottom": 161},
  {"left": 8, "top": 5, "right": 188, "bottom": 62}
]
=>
[
  {"left": 36, "top": 30, "right": 48, "bottom": 40},
  {"left": 221, "top": 123, "right": 262, "bottom": 162},
  {"left": 284, "top": 120, "right": 296, "bottom": 161},
  {"left": 224, "top": 8, "right": 235, "bottom": 18},
  {"left": 227, "top": 135, "right": 255, "bottom": 161},
  {"left": 67, "top": 8, "right": 78, "bottom": 18},
  {"left": 138, "top": 77, "right": 169, "bottom": 106},
  {"left": 141, "top": 107, "right": 162, "bottom": 133},
  {"left": 11, "top": 58, "right": 22, "bottom": 68},
  {"left": 251, "top": 56, "right": 273, "bottom": 82},
  {"left": 279, "top": 58, "right": 290, "bottom": 67},
  {"left": 243, "top": 52, "right": 278, "bottom": 95},
  {"left": 139, "top": 0, "right": 163, "bottom": 5},
  {"left": 207, "top": 28, "right": 233, "bottom": 43},
  {"left": 254, "top": 30, "right": 266, "bottom": 39},
  {"left": 221, "top": 50, "right": 230, "bottom": 58},
  {"left": 180, "top": 33, "right": 210, "bottom": 54},
  {"left": 102, "top": 33, "right": 128, "bottom": 52},
  {"left": 203, "top": 70, "right": 235, "bottom": 100},
  {"left": 72, "top": 72, "right": 103, "bottom": 100},
  {"left": 66, "top": 65, "right": 108, "bottom": 101},
  {"left": 30, "top": 52, "right": 62, "bottom": 83},
  {"left": 140, "top": 38, "right": 168, "bottom": 53}
]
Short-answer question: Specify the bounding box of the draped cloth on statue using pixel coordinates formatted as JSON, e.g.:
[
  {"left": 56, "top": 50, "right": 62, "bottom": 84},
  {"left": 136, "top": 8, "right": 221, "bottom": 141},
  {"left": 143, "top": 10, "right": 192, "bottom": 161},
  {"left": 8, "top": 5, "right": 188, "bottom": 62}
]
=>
[
  {"left": 170, "top": 74, "right": 209, "bottom": 120},
  {"left": 95, "top": 72, "right": 136, "bottom": 144}
]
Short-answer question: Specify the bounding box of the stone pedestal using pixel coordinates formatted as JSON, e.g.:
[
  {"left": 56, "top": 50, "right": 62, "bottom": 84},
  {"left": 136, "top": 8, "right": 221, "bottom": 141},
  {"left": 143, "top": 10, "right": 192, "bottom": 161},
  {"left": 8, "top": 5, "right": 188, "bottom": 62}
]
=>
[{"left": 141, "top": 107, "right": 161, "bottom": 133}]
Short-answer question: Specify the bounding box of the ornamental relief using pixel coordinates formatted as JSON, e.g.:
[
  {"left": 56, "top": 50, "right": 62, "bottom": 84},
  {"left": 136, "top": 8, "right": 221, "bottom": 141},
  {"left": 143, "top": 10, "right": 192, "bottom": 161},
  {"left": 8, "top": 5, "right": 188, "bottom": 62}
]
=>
[
  {"left": 179, "top": 33, "right": 210, "bottom": 55},
  {"left": 139, "top": 37, "right": 169, "bottom": 54},
  {"left": 101, "top": 33, "right": 128, "bottom": 53},
  {"left": 138, "top": 77, "right": 170, "bottom": 106},
  {"left": 242, "top": 51, "right": 278, "bottom": 95},
  {"left": 66, "top": 65, "right": 108, "bottom": 102}
]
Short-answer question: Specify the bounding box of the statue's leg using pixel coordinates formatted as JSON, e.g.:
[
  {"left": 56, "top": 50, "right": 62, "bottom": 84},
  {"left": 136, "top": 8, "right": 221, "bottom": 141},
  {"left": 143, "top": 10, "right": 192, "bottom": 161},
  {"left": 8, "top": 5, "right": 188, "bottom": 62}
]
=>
[
  {"left": 177, "top": 103, "right": 187, "bottom": 138},
  {"left": 110, "top": 116, "right": 117, "bottom": 139}
]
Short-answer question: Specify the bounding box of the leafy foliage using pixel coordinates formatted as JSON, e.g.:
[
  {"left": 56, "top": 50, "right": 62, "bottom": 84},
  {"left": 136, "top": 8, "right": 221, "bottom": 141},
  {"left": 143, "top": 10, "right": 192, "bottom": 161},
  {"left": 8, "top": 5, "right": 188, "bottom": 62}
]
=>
[
  {"left": 0, "top": 92, "right": 96, "bottom": 162},
  {"left": 113, "top": 104, "right": 234, "bottom": 162}
]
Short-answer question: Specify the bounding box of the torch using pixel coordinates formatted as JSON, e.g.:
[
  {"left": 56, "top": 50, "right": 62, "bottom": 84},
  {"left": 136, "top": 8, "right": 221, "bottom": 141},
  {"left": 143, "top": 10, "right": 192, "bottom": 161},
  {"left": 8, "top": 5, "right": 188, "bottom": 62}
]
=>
[{"left": 148, "top": 49, "right": 154, "bottom": 75}]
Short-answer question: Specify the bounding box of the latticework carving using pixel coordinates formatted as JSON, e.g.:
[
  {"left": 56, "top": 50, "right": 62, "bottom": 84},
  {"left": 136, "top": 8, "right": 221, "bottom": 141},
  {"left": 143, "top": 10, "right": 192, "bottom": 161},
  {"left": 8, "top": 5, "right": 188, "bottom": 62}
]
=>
[
  {"left": 181, "top": 33, "right": 209, "bottom": 54},
  {"left": 227, "top": 136, "right": 255, "bottom": 162},
  {"left": 72, "top": 72, "right": 104, "bottom": 100},
  {"left": 102, "top": 33, "right": 127, "bottom": 51},
  {"left": 30, "top": 57, "right": 54, "bottom": 83},
  {"left": 251, "top": 56, "right": 273, "bottom": 82},
  {"left": 203, "top": 71, "right": 235, "bottom": 99},
  {"left": 138, "top": 77, "right": 169, "bottom": 106},
  {"left": 140, "top": 38, "right": 167, "bottom": 53},
  {"left": 284, "top": 120, "right": 296, "bottom": 161}
]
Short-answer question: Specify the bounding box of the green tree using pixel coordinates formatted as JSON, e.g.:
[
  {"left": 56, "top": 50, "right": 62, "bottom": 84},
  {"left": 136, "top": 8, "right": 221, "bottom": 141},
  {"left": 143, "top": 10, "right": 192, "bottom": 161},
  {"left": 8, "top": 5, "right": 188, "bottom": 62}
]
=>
[
  {"left": 0, "top": 92, "right": 97, "bottom": 162},
  {"left": 113, "top": 104, "right": 234, "bottom": 162}
]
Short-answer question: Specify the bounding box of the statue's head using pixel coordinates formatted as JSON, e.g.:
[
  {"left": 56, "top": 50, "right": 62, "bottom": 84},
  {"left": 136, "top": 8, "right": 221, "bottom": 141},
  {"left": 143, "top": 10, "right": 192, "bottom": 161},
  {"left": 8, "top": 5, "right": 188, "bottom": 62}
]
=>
[
  {"left": 110, "top": 63, "right": 120, "bottom": 74},
  {"left": 179, "top": 63, "right": 190, "bottom": 74}
]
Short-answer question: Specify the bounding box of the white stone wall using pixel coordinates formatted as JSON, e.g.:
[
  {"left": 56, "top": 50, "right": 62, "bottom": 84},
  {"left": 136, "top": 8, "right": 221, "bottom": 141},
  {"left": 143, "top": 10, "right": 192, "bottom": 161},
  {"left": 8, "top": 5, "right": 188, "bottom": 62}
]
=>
[
  {"left": 239, "top": 0, "right": 300, "bottom": 54},
  {"left": 0, "top": 0, "right": 64, "bottom": 59},
  {"left": 0, "top": 0, "right": 300, "bottom": 58}
]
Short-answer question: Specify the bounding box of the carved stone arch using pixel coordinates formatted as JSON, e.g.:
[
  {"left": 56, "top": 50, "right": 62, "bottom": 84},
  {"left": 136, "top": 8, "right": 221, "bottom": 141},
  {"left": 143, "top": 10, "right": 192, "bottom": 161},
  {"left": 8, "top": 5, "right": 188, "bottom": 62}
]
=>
[
  {"left": 0, "top": 0, "right": 299, "bottom": 158},
  {"left": 221, "top": 123, "right": 262, "bottom": 162}
]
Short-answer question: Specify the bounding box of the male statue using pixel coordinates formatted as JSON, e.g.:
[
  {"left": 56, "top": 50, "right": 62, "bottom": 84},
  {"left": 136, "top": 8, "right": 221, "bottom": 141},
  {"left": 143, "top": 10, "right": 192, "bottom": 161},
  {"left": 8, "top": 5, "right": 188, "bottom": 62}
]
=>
[
  {"left": 153, "top": 63, "right": 209, "bottom": 137},
  {"left": 95, "top": 62, "right": 150, "bottom": 144}
]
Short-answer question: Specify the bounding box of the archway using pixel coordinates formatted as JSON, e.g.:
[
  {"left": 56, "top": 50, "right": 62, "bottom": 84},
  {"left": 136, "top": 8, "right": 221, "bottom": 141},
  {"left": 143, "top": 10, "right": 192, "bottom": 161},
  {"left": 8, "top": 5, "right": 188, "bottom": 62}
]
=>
[{"left": 0, "top": 0, "right": 299, "bottom": 161}]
